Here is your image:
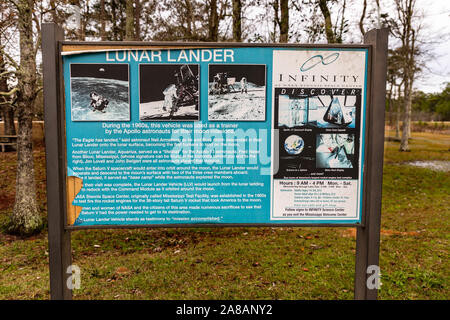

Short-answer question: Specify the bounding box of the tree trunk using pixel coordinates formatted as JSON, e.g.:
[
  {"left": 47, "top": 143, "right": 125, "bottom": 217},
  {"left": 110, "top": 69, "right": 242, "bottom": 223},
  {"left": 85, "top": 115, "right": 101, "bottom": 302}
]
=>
[
  {"left": 0, "top": 42, "right": 16, "bottom": 136},
  {"left": 318, "top": 0, "right": 336, "bottom": 43},
  {"left": 375, "top": 0, "right": 381, "bottom": 28},
  {"left": 208, "top": 0, "right": 219, "bottom": 41},
  {"left": 272, "top": 0, "right": 279, "bottom": 42},
  {"left": 76, "top": 0, "right": 87, "bottom": 41},
  {"left": 395, "top": 85, "right": 401, "bottom": 139},
  {"left": 400, "top": 79, "right": 413, "bottom": 151},
  {"left": 336, "top": 0, "right": 346, "bottom": 43},
  {"left": 1, "top": 105, "right": 15, "bottom": 136},
  {"left": 279, "top": 0, "right": 289, "bottom": 43},
  {"left": 111, "top": 0, "right": 118, "bottom": 40},
  {"left": 49, "top": 0, "right": 58, "bottom": 23},
  {"left": 185, "top": 0, "right": 194, "bottom": 40},
  {"left": 359, "top": 0, "right": 367, "bottom": 37},
  {"left": 232, "top": 0, "right": 242, "bottom": 41},
  {"left": 9, "top": 0, "right": 41, "bottom": 235},
  {"left": 134, "top": 0, "right": 141, "bottom": 40},
  {"left": 125, "top": 0, "right": 134, "bottom": 40},
  {"left": 387, "top": 80, "right": 393, "bottom": 126},
  {"left": 12, "top": 103, "right": 40, "bottom": 234},
  {"left": 100, "top": 0, "right": 107, "bottom": 40}
]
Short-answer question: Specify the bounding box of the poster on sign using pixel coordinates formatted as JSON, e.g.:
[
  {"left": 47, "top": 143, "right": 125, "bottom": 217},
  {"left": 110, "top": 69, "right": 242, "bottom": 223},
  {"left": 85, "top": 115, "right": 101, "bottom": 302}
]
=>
[
  {"left": 271, "top": 50, "right": 368, "bottom": 221},
  {"left": 61, "top": 47, "right": 368, "bottom": 227}
]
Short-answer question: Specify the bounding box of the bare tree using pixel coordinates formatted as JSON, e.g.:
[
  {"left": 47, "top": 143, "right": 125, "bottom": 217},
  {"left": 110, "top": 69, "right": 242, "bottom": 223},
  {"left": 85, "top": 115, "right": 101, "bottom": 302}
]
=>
[
  {"left": 389, "top": 0, "right": 422, "bottom": 151},
  {"left": 134, "top": 0, "right": 141, "bottom": 40},
  {"left": 359, "top": 0, "right": 367, "bottom": 36},
  {"left": 232, "top": 0, "right": 242, "bottom": 41},
  {"left": 0, "top": 3, "right": 16, "bottom": 136},
  {"left": 316, "top": 0, "right": 348, "bottom": 43},
  {"left": 271, "top": 0, "right": 279, "bottom": 42},
  {"left": 208, "top": 0, "right": 219, "bottom": 41},
  {"left": 279, "top": 0, "right": 289, "bottom": 42},
  {"left": 387, "top": 48, "right": 404, "bottom": 139},
  {"left": 0, "top": 44, "right": 16, "bottom": 136},
  {"left": 318, "top": 0, "right": 336, "bottom": 43},
  {"left": 290, "top": 1, "right": 322, "bottom": 43},
  {"left": 110, "top": 0, "right": 126, "bottom": 40},
  {"left": 100, "top": 0, "right": 107, "bottom": 40},
  {"left": 74, "top": 0, "right": 90, "bottom": 40},
  {"left": 359, "top": 0, "right": 388, "bottom": 41},
  {"left": 271, "top": 0, "right": 289, "bottom": 43},
  {"left": 125, "top": 0, "right": 134, "bottom": 40},
  {"left": 6, "top": 0, "right": 42, "bottom": 235},
  {"left": 151, "top": 0, "right": 206, "bottom": 41},
  {"left": 394, "top": 83, "right": 403, "bottom": 139}
]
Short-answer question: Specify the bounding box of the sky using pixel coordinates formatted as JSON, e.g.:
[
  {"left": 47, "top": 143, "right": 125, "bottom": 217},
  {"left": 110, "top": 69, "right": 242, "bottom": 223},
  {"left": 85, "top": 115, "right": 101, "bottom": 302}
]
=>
[
  {"left": 412, "top": 0, "right": 450, "bottom": 93},
  {"left": 330, "top": 0, "right": 450, "bottom": 93}
]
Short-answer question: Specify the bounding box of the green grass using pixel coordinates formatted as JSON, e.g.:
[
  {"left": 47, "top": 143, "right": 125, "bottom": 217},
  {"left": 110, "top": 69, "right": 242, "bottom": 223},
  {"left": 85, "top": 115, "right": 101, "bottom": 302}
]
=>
[
  {"left": 384, "top": 130, "right": 450, "bottom": 163},
  {"left": 0, "top": 131, "right": 448, "bottom": 300}
]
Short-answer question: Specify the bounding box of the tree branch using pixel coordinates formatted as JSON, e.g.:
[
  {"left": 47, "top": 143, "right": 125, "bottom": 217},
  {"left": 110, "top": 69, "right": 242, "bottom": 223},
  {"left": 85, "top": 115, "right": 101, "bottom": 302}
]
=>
[
  {"left": 0, "top": 87, "right": 18, "bottom": 96},
  {"left": 359, "top": 0, "right": 367, "bottom": 36},
  {"left": 33, "top": 86, "right": 43, "bottom": 98},
  {"left": 0, "top": 70, "right": 16, "bottom": 78},
  {"left": 0, "top": 47, "right": 19, "bottom": 70}
]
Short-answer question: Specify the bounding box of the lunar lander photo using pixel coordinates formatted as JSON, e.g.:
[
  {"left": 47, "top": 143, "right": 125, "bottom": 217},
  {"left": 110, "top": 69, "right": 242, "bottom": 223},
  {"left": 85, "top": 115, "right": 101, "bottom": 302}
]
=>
[
  {"left": 162, "top": 64, "right": 199, "bottom": 117},
  {"left": 210, "top": 72, "right": 238, "bottom": 94}
]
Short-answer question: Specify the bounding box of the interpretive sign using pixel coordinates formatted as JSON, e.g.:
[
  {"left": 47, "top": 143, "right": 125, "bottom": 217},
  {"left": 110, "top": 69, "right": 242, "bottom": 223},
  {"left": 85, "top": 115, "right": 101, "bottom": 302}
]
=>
[
  {"left": 43, "top": 24, "right": 388, "bottom": 300},
  {"left": 62, "top": 46, "right": 368, "bottom": 227}
]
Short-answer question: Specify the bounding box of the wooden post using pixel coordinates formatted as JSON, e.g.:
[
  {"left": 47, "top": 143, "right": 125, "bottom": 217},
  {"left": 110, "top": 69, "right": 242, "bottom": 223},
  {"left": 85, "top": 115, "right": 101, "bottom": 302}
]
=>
[
  {"left": 42, "top": 23, "right": 72, "bottom": 300},
  {"left": 354, "top": 28, "right": 389, "bottom": 300}
]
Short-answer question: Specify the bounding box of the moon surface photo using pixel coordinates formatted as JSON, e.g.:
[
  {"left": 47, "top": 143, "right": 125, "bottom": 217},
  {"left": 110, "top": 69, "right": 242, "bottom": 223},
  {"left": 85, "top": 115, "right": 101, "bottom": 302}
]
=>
[
  {"left": 208, "top": 64, "right": 266, "bottom": 121},
  {"left": 70, "top": 64, "right": 130, "bottom": 121},
  {"left": 139, "top": 64, "right": 200, "bottom": 121}
]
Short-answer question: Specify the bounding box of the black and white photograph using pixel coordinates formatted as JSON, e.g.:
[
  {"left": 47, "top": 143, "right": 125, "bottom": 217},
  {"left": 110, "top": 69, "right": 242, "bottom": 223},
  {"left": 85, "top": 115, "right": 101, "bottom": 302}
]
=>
[
  {"left": 308, "top": 95, "right": 357, "bottom": 128},
  {"left": 70, "top": 63, "right": 130, "bottom": 121},
  {"left": 276, "top": 88, "right": 360, "bottom": 129},
  {"left": 208, "top": 64, "right": 266, "bottom": 121},
  {"left": 139, "top": 64, "right": 199, "bottom": 121},
  {"left": 278, "top": 95, "right": 308, "bottom": 127},
  {"left": 316, "top": 134, "right": 355, "bottom": 169}
]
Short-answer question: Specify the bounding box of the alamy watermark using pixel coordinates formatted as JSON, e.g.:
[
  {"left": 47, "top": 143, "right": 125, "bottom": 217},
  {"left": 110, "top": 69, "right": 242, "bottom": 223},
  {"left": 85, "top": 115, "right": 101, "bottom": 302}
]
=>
[
  {"left": 366, "top": 265, "right": 382, "bottom": 290},
  {"left": 66, "top": 264, "right": 81, "bottom": 290},
  {"left": 169, "top": 127, "right": 278, "bottom": 175}
]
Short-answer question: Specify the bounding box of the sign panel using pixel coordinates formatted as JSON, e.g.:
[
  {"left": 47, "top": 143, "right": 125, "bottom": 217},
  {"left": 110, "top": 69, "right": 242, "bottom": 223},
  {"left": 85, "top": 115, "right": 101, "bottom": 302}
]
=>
[
  {"left": 271, "top": 50, "right": 368, "bottom": 222},
  {"left": 62, "top": 46, "right": 368, "bottom": 227}
]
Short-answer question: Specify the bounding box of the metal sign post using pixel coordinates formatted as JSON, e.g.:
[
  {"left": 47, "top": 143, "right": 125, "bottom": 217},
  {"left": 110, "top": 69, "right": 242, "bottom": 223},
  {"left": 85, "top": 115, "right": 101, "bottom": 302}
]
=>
[
  {"left": 42, "top": 23, "right": 72, "bottom": 300},
  {"left": 42, "top": 22, "right": 388, "bottom": 300},
  {"left": 355, "top": 28, "right": 389, "bottom": 300}
]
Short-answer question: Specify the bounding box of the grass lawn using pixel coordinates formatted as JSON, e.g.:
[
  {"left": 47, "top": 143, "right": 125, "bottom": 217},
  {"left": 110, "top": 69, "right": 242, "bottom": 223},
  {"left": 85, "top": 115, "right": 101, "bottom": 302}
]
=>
[{"left": 0, "top": 130, "right": 448, "bottom": 300}]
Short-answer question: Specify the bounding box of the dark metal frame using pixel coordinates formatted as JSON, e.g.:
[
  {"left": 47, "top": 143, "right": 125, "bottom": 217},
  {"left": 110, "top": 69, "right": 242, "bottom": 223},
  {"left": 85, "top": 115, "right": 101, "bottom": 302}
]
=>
[
  {"left": 62, "top": 41, "right": 371, "bottom": 48},
  {"left": 42, "top": 23, "right": 72, "bottom": 300},
  {"left": 355, "top": 28, "right": 389, "bottom": 300},
  {"left": 42, "top": 23, "right": 388, "bottom": 300}
]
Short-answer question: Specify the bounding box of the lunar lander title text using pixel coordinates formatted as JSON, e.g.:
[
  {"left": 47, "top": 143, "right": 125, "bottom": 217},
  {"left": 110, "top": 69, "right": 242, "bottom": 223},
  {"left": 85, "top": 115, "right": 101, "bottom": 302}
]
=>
[{"left": 105, "top": 49, "right": 235, "bottom": 63}]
